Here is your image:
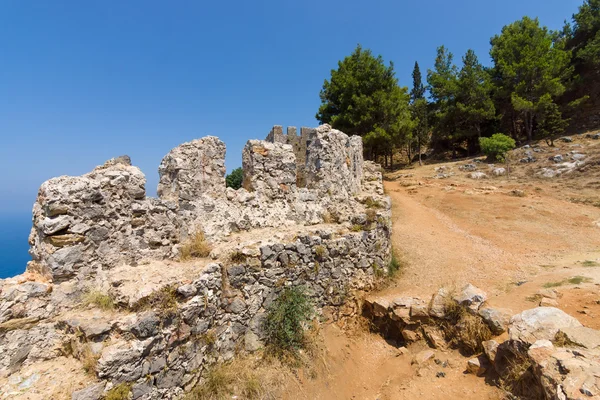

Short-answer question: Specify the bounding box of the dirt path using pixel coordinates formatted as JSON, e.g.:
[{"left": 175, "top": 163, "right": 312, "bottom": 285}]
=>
[{"left": 285, "top": 136, "right": 600, "bottom": 400}]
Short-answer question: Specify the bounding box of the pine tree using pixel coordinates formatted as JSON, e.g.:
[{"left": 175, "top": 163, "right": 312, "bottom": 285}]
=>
[
  {"left": 410, "top": 62, "right": 428, "bottom": 165},
  {"left": 455, "top": 49, "right": 495, "bottom": 153}
]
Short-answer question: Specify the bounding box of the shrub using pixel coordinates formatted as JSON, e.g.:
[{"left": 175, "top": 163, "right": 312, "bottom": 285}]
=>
[
  {"left": 225, "top": 167, "right": 244, "bottom": 190},
  {"left": 264, "top": 286, "right": 314, "bottom": 356},
  {"left": 479, "top": 133, "right": 516, "bottom": 162},
  {"left": 82, "top": 289, "right": 115, "bottom": 311},
  {"left": 180, "top": 231, "right": 212, "bottom": 261},
  {"left": 133, "top": 285, "right": 178, "bottom": 316},
  {"left": 314, "top": 245, "right": 326, "bottom": 260}
]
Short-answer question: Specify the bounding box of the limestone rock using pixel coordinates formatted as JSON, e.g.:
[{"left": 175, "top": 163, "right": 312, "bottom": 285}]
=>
[
  {"left": 478, "top": 307, "right": 512, "bottom": 335},
  {"left": 453, "top": 283, "right": 487, "bottom": 313},
  {"left": 482, "top": 340, "right": 499, "bottom": 365},
  {"left": 466, "top": 355, "right": 488, "bottom": 376},
  {"left": 72, "top": 382, "right": 105, "bottom": 400},
  {"left": 412, "top": 349, "right": 435, "bottom": 366},
  {"left": 509, "top": 307, "right": 582, "bottom": 345},
  {"left": 468, "top": 172, "right": 487, "bottom": 180},
  {"left": 558, "top": 326, "right": 600, "bottom": 350}
]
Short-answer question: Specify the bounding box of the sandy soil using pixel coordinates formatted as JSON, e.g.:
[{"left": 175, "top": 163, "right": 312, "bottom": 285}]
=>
[{"left": 285, "top": 134, "right": 600, "bottom": 399}]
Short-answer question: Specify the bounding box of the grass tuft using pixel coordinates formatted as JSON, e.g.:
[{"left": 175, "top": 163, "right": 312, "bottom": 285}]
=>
[
  {"left": 82, "top": 289, "right": 115, "bottom": 311},
  {"left": 543, "top": 275, "right": 592, "bottom": 288},
  {"left": 132, "top": 285, "right": 179, "bottom": 316},
  {"left": 229, "top": 251, "right": 247, "bottom": 264},
  {"left": 180, "top": 231, "right": 212, "bottom": 261},
  {"left": 104, "top": 383, "right": 132, "bottom": 400}
]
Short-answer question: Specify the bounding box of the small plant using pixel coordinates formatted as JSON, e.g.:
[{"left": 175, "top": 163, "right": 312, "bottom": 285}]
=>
[
  {"left": 479, "top": 133, "right": 516, "bottom": 162},
  {"left": 104, "top": 383, "right": 132, "bottom": 400},
  {"left": 199, "top": 329, "right": 217, "bottom": 347},
  {"left": 180, "top": 231, "right": 212, "bottom": 261},
  {"left": 80, "top": 343, "right": 99, "bottom": 375},
  {"left": 225, "top": 167, "right": 244, "bottom": 190},
  {"left": 387, "top": 250, "right": 401, "bottom": 277},
  {"left": 313, "top": 262, "right": 320, "bottom": 275},
  {"left": 582, "top": 260, "right": 600, "bottom": 267},
  {"left": 82, "top": 289, "right": 115, "bottom": 311},
  {"left": 264, "top": 286, "right": 314, "bottom": 357},
  {"left": 133, "top": 285, "right": 179, "bottom": 316},
  {"left": 365, "top": 209, "right": 377, "bottom": 225},
  {"left": 543, "top": 275, "right": 592, "bottom": 288},
  {"left": 350, "top": 224, "right": 363, "bottom": 232},
  {"left": 314, "top": 245, "right": 326, "bottom": 260},
  {"left": 364, "top": 197, "right": 383, "bottom": 209},
  {"left": 498, "top": 352, "right": 539, "bottom": 398},
  {"left": 229, "top": 251, "right": 247, "bottom": 264},
  {"left": 371, "top": 263, "right": 385, "bottom": 279}
]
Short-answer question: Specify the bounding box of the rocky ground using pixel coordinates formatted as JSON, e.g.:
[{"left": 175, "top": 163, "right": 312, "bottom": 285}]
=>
[{"left": 282, "top": 132, "right": 600, "bottom": 399}]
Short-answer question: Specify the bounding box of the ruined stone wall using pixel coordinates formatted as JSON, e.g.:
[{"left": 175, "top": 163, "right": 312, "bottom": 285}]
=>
[
  {"left": 0, "top": 221, "right": 390, "bottom": 399},
  {"left": 28, "top": 156, "right": 181, "bottom": 282}
]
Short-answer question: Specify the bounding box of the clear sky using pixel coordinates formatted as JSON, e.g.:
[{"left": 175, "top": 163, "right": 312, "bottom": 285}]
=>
[{"left": 0, "top": 0, "right": 582, "bottom": 213}]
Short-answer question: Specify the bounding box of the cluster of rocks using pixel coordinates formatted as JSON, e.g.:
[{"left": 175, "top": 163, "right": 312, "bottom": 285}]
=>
[
  {"left": 364, "top": 284, "right": 600, "bottom": 399},
  {"left": 1, "top": 124, "right": 392, "bottom": 399}
]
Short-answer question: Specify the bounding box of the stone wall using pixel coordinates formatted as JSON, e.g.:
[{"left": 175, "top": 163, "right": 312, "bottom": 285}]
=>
[
  {"left": 0, "top": 221, "right": 390, "bottom": 399},
  {"left": 28, "top": 156, "right": 181, "bottom": 282}
]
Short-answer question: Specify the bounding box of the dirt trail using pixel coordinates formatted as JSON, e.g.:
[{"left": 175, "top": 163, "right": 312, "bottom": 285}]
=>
[{"left": 285, "top": 135, "right": 600, "bottom": 400}]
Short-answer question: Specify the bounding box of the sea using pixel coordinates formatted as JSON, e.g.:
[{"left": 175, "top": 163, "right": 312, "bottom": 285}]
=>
[{"left": 0, "top": 213, "right": 31, "bottom": 279}]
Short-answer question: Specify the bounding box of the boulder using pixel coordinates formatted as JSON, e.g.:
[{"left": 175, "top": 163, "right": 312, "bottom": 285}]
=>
[
  {"left": 508, "top": 307, "right": 582, "bottom": 345},
  {"left": 478, "top": 307, "right": 512, "bottom": 335},
  {"left": 492, "top": 167, "right": 506, "bottom": 176},
  {"left": 468, "top": 172, "right": 487, "bottom": 180},
  {"left": 453, "top": 283, "right": 487, "bottom": 313},
  {"left": 558, "top": 326, "right": 600, "bottom": 350},
  {"left": 466, "top": 355, "right": 489, "bottom": 376}
]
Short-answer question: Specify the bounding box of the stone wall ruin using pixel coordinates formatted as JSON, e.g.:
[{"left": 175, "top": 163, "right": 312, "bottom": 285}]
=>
[{"left": 0, "top": 124, "right": 391, "bottom": 399}]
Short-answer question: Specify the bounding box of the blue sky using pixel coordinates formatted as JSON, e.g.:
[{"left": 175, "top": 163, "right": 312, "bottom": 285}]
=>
[{"left": 0, "top": 0, "right": 582, "bottom": 214}]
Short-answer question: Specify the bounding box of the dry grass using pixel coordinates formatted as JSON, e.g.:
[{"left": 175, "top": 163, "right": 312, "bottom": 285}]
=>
[
  {"left": 438, "top": 293, "right": 492, "bottom": 355},
  {"left": 180, "top": 231, "right": 212, "bottom": 261},
  {"left": 0, "top": 316, "right": 40, "bottom": 333},
  {"left": 185, "top": 354, "right": 293, "bottom": 400},
  {"left": 350, "top": 224, "right": 363, "bottom": 232},
  {"left": 498, "top": 352, "right": 540, "bottom": 399},
  {"left": 80, "top": 343, "right": 100, "bottom": 376},
  {"left": 582, "top": 260, "right": 600, "bottom": 267},
  {"left": 82, "top": 289, "right": 115, "bottom": 311},
  {"left": 314, "top": 245, "right": 326, "bottom": 260},
  {"left": 132, "top": 285, "right": 179, "bottom": 316},
  {"left": 229, "top": 251, "right": 247, "bottom": 264}
]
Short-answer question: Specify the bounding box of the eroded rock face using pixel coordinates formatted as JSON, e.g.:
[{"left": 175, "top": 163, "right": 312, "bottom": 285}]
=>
[{"left": 28, "top": 157, "right": 181, "bottom": 281}]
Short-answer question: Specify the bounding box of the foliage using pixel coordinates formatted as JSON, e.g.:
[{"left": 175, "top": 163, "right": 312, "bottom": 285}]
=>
[
  {"left": 427, "top": 46, "right": 459, "bottom": 151},
  {"left": 388, "top": 249, "right": 401, "bottom": 277},
  {"left": 225, "top": 167, "right": 244, "bottom": 190},
  {"left": 264, "top": 286, "right": 314, "bottom": 356},
  {"left": 180, "top": 231, "right": 212, "bottom": 261},
  {"left": 316, "top": 44, "right": 414, "bottom": 161},
  {"left": 410, "top": 62, "right": 428, "bottom": 165},
  {"left": 479, "top": 133, "right": 515, "bottom": 161},
  {"left": 455, "top": 49, "right": 495, "bottom": 150},
  {"left": 490, "top": 17, "right": 571, "bottom": 141},
  {"left": 536, "top": 96, "right": 569, "bottom": 145}
]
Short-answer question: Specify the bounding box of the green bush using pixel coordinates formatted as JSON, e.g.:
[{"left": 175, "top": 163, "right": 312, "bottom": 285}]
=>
[
  {"left": 479, "top": 133, "right": 516, "bottom": 161},
  {"left": 264, "top": 286, "right": 314, "bottom": 355},
  {"left": 225, "top": 167, "right": 244, "bottom": 190}
]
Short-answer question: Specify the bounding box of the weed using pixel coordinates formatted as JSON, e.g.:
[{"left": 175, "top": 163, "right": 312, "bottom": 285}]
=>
[
  {"left": 104, "top": 383, "right": 132, "bottom": 400},
  {"left": 350, "top": 224, "right": 363, "bottom": 232},
  {"left": 80, "top": 343, "right": 99, "bottom": 375},
  {"left": 364, "top": 197, "right": 384, "bottom": 209},
  {"left": 264, "top": 286, "right": 314, "bottom": 358},
  {"left": 543, "top": 275, "right": 592, "bottom": 288},
  {"left": 582, "top": 260, "right": 600, "bottom": 267},
  {"left": 229, "top": 251, "right": 247, "bottom": 264},
  {"left": 180, "top": 231, "right": 212, "bottom": 261},
  {"left": 133, "top": 285, "right": 179, "bottom": 317},
  {"left": 200, "top": 329, "right": 217, "bottom": 347},
  {"left": 313, "top": 261, "right": 320, "bottom": 275},
  {"left": 365, "top": 209, "right": 377, "bottom": 225},
  {"left": 387, "top": 249, "right": 402, "bottom": 278},
  {"left": 372, "top": 263, "right": 385, "bottom": 279},
  {"left": 553, "top": 331, "right": 577, "bottom": 348},
  {"left": 314, "top": 245, "right": 326, "bottom": 260},
  {"left": 82, "top": 289, "right": 115, "bottom": 311}
]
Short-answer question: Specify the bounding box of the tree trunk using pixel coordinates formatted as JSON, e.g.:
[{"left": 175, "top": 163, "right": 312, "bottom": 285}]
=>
[
  {"left": 525, "top": 113, "right": 533, "bottom": 142},
  {"left": 418, "top": 137, "right": 422, "bottom": 166}
]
